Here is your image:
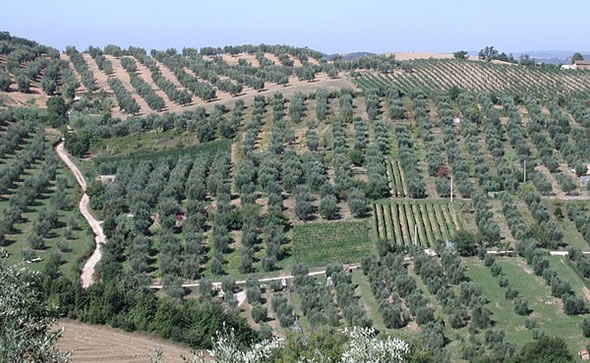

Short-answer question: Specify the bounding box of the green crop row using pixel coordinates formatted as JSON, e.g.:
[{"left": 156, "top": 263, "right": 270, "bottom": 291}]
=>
[{"left": 373, "top": 200, "right": 462, "bottom": 248}]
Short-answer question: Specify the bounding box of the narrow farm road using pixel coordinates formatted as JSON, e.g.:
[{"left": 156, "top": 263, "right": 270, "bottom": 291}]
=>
[
  {"left": 55, "top": 142, "right": 106, "bottom": 288},
  {"left": 149, "top": 263, "right": 367, "bottom": 290}
]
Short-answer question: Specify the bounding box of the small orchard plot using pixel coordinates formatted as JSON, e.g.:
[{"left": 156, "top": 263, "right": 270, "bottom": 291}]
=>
[
  {"left": 373, "top": 200, "right": 462, "bottom": 247},
  {"left": 292, "top": 222, "right": 371, "bottom": 266}
]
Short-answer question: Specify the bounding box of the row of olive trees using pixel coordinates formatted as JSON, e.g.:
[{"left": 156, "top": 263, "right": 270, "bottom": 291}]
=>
[
  {"left": 0, "top": 152, "right": 56, "bottom": 248},
  {"left": 436, "top": 96, "right": 473, "bottom": 197},
  {"left": 65, "top": 46, "right": 96, "bottom": 91},
  {"left": 362, "top": 253, "right": 417, "bottom": 329},
  {"left": 107, "top": 78, "right": 139, "bottom": 113},
  {"left": 0, "top": 118, "right": 35, "bottom": 159},
  {"left": 332, "top": 120, "right": 368, "bottom": 217},
  {"left": 516, "top": 240, "right": 586, "bottom": 315},
  {"left": 394, "top": 123, "right": 426, "bottom": 198},
  {"left": 292, "top": 264, "right": 341, "bottom": 329},
  {"left": 119, "top": 57, "right": 166, "bottom": 111},
  {"left": 135, "top": 53, "right": 192, "bottom": 105},
  {"left": 326, "top": 264, "right": 372, "bottom": 327},
  {"left": 520, "top": 189, "right": 563, "bottom": 248},
  {"left": 151, "top": 51, "right": 217, "bottom": 101},
  {"left": 484, "top": 254, "right": 531, "bottom": 315}
]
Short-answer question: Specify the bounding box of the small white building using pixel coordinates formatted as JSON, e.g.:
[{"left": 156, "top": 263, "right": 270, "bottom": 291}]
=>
[{"left": 96, "top": 175, "right": 116, "bottom": 184}]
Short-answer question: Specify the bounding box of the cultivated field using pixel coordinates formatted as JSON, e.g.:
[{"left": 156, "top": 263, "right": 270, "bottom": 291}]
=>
[
  {"left": 372, "top": 200, "right": 463, "bottom": 247},
  {"left": 355, "top": 59, "right": 590, "bottom": 96},
  {"left": 292, "top": 221, "right": 372, "bottom": 266},
  {"left": 55, "top": 319, "right": 193, "bottom": 363}
]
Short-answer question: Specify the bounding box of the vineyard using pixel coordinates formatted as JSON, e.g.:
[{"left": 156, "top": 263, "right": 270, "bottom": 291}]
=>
[
  {"left": 355, "top": 59, "right": 590, "bottom": 96},
  {"left": 385, "top": 159, "right": 407, "bottom": 197},
  {"left": 372, "top": 200, "right": 463, "bottom": 247}
]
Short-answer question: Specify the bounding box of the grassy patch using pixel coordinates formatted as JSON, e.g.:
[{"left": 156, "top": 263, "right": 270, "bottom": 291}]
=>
[
  {"left": 292, "top": 221, "right": 372, "bottom": 267},
  {"left": 93, "top": 129, "right": 200, "bottom": 157},
  {"left": 543, "top": 200, "right": 588, "bottom": 250},
  {"left": 466, "top": 257, "right": 590, "bottom": 356},
  {"left": 95, "top": 139, "right": 230, "bottom": 167},
  {"left": 464, "top": 259, "right": 530, "bottom": 347},
  {"left": 352, "top": 269, "right": 385, "bottom": 330},
  {"left": 548, "top": 256, "right": 590, "bottom": 296}
]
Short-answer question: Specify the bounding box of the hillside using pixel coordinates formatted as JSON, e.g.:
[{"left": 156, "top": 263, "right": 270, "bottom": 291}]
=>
[
  {"left": 355, "top": 58, "right": 590, "bottom": 96},
  {"left": 0, "top": 32, "right": 397, "bottom": 116},
  {"left": 4, "top": 30, "right": 590, "bottom": 362},
  {"left": 3, "top": 31, "right": 590, "bottom": 118},
  {"left": 55, "top": 320, "right": 193, "bottom": 363}
]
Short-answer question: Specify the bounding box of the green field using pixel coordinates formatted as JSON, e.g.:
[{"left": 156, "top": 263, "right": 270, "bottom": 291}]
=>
[
  {"left": 94, "top": 138, "right": 230, "bottom": 167},
  {"left": 466, "top": 257, "right": 590, "bottom": 356},
  {"left": 93, "top": 128, "right": 203, "bottom": 157},
  {"left": 549, "top": 256, "right": 590, "bottom": 295},
  {"left": 292, "top": 221, "right": 372, "bottom": 266},
  {"left": 544, "top": 200, "right": 589, "bottom": 250}
]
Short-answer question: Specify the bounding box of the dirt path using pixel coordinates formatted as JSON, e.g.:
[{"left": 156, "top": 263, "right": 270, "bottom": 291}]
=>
[{"left": 55, "top": 142, "right": 106, "bottom": 288}]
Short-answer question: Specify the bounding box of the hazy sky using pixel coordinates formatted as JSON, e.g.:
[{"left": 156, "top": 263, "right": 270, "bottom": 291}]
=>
[{"left": 3, "top": 0, "right": 589, "bottom": 54}]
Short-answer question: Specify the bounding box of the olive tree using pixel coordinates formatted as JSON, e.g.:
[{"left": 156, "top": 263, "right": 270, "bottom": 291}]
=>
[{"left": 0, "top": 254, "right": 70, "bottom": 362}]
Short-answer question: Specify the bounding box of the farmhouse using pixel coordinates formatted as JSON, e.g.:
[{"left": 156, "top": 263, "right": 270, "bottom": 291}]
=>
[
  {"left": 580, "top": 175, "right": 590, "bottom": 187},
  {"left": 574, "top": 60, "right": 590, "bottom": 70},
  {"left": 563, "top": 60, "right": 590, "bottom": 70}
]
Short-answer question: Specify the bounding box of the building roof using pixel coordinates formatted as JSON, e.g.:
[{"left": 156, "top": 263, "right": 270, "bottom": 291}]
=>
[{"left": 574, "top": 60, "right": 590, "bottom": 65}]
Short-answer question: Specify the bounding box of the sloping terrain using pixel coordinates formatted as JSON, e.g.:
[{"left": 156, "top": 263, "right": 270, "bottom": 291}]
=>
[{"left": 56, "top": 320, "right": 194, "bottom": 363}]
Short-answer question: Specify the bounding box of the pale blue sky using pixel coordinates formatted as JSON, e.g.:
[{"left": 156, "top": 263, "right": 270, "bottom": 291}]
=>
[{"left": 3, "top": 0, "right": 589, "bottom": 54}]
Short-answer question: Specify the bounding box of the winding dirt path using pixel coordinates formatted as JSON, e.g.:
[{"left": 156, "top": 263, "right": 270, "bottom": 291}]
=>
[{"left": 55, "top": 142, "right": 106, "bottom": 288}]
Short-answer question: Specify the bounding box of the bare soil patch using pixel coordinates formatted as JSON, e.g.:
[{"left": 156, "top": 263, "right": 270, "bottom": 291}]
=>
[
  {"left": 82, "top": 53, "right": 111, "bottom": 94},
  {"left": 55, "top": 319, "right": 196, "bottom": 363}
]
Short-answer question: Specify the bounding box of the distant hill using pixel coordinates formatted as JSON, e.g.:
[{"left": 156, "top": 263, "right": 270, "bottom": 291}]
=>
[
  {"left": 466, "top": 50, "right": 590, "bottom": 65},
  {"left": 324, "top": 52, "right": 377, "bottom": 61}
]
